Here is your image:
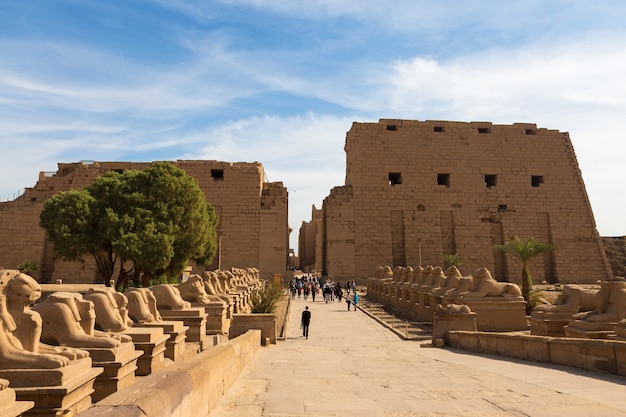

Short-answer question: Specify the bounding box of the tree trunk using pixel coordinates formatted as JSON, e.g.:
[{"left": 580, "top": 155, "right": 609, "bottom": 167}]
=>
[
  {"left": 521, "top": 263, "right": 532, "bottom": 315},
  {"left": 141, "top": 271, "right": 151, "bottom": 287}
]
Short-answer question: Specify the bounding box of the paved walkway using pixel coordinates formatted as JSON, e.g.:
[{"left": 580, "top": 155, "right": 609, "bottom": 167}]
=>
[{"left": 208, "top": 294, "right": 626, "bottom": 417}]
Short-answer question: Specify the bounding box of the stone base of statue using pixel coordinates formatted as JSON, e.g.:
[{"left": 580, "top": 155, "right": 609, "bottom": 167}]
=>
[
  {"left": 404, "top": 290, "right": 419, "bottom": 318},
  {"left": 416, "top": 292, "right": 432, "bottom": 320},
  {"left": 0, "top": 358, "right": 102, "bottom": 417},
  {"left": 610, "top": 322, "right": 626, "bottom": 341},
  {"left": 85, "top": 342, "right": 143, "bottom": 402},
  {"left": 429, "top": 294, "right": 445, "bottom": 315},
  {"left": 134, "top": 321, "right": 189, "bottom": 362},
  {"left": 191, "top": 302, "right": 230, "bottom": 335},
  {"left": 528, "top": 312, "right": 573, "bottom": 336},
  {"left": 159, "top": 308, "right": 208, "bottom": 350},
  {"left": 432, "top": 311, "right": 477, "bottom": 344},
  {"left": 460, "top": 298, "right": 528, "bottom": 331},
  {"left": 122, "top": 327, "right": 170, "bottom": 376},
  {"left": 0, "top": 380, "right": 34, "bottom": 417},
  {"left": 564, "top": 320, "right": 618, "bottom": 339}
]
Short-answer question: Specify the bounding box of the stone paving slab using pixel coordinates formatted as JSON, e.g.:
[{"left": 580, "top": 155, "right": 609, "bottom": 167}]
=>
[{"left": 207, "top": 295, "right": 626, "bottom": 417}]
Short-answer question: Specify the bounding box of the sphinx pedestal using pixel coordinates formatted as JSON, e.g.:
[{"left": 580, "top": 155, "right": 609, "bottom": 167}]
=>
[
  {"left": 460, "top": 299, "right": 528, "bottom": 331},
  {"left": 416, "top": 291, "right": 433, "bottom": 320},
  {"left": 85, "top": 343, "right": 143, "bottom": 402},
  {"left": 432, "top": 312, "right": 477, "bottom": 344},
  {"left": 529, "top": 312, "right": 572, "bottom": 336},
  {"left": 564, "top": 320, "right": 618, "bottom": 339},
  {"left": 0, "top": 380, "right": 34, "bottom": 417},
  {"left": 159, "top": 308, "right": 208, "bottom": 350},
  {"left": 406, "top": 289, "right": 421, "bottom": 318},
  {"left": 191, "top": 302, "right": 230, "bottom": 335},
  {"left": 0, "top": 358, "right": 102, "bottom": 417},
  {"left": 133, "top": 321, "right": 189, "bottom": 362},
  {"left": 122, "top": 327, "right": 170, "bottom": 376}
]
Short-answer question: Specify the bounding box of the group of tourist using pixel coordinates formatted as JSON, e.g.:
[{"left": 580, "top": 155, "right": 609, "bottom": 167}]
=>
[
  {"left": 295, "top": 275, "right": 360, "bottom": 340},
  {"left": 289, "top": 276, "right": 357, "bottom": 304}
]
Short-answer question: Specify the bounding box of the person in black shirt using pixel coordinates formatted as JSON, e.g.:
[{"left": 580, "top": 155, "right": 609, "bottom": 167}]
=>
[{"left": 301, "top": 306, "right": 311, "bottom": 339}]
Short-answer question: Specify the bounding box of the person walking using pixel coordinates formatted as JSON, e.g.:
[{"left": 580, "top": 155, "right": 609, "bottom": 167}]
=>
[
  {"left": 290, "top": 282, "right": 296, "bottom": 299},
  {"left": 303, "top": 284, "right": 310, "bottom": 300},
  {"left": 352, "top": 292, "right": 359, "bottom": 311},
  {"left": 301, "top": 306, "right": 311, "bottom": 339}
]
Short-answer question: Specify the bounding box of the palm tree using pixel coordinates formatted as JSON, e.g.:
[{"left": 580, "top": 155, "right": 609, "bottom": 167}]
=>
[
  {"left": 494, "top": 237, "right": 556, "bottom": 314},
  {"left": 444, "top": 253, "right": 464, "bottom": 269}
]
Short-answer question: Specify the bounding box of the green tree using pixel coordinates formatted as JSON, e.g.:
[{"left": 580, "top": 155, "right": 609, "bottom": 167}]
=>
[
  {"left": 493, "top": 237, "right": 556, "bottom": 314},
  {"left": 40, "top": 189, "right": 118, "bottom": 281},
  {"left": 40, "top": 162, "right": 218, "bottom": 287}
]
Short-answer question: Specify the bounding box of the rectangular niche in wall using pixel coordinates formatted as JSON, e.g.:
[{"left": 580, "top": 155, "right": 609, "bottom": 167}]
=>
[
  {"left": 389, "top": 172, "right": 403, "bottom": 185},
  {"left": 437, "top": 173, "right": 450, "bottom": 187},
  {"left": 211, "top": 169, "right": 224, "bottom": 181}
]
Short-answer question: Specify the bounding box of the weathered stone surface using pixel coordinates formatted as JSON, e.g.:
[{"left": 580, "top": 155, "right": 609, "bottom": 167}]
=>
[
  {"left": 0, "top": 160, "right": 289, "bottom": 283},
  {"left": 77, "top": 330, "right": 261, "bottom": 417},
  {"left": 122, "top": 327, "right": 169, "bottom": 376},
  {"left": 0, "top": 379, "right": 34, "bottom": 417},
  {"left": 230, "top": 314, "right": 277, "bottom": 345},
  {"left": 300, "top": 119, "right": 612, "bottom": 284}
]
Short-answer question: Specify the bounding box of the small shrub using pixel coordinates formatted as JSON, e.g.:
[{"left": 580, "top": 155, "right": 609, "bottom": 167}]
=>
[
  {"left": 444, "top": 253, "right": 464, "bottom": 268},
  {"left": 528, "top": 287, "right": 545, "bottom": 311},
  {"left": 250, "top": 283, "right": 285, "bottom": 314},
  {"left": 17, "top": 260, "right": 38, "bottom": 275}
]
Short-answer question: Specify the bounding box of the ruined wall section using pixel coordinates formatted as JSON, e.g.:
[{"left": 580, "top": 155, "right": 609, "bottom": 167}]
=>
[
  {"left": 322, "top": 185, "right": 355, "bottom": 279},
  {"left": 314, "top": 213, "right": 323, "bottom": 273},
  {"left": 258, "top": 182, "right": 289, "bottom": 275},
  {"left": 602, "top": 236, "right": 626, "bottom": 278},
  {"left": 298, "top": 205, "right": 321, "bottom": 272},
  {"left": 0, "top": 160, "right": 289, "bottom": 283},
  {"left": 180, "top": 160, "right": 265, "bottom": 273},
  {"left": 334, "top": 119, "right": 611, "bottom": 283}
]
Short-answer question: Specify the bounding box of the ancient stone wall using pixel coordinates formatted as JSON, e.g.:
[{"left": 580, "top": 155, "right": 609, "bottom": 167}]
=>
[
  {"left": 297, "top": 205, "right": 321, "bottom": 272},
  {"left": 602, "top": 236, "right": 626, "bottom": 278},
  {"left": 322, "top": 185, "right": 355, "bottom": 278},
  {"left": 315, "top": 119, "right": 612, "bottom": 283},
  {"left": 0, "top": 160, "right": 289, "bottom": 283}
]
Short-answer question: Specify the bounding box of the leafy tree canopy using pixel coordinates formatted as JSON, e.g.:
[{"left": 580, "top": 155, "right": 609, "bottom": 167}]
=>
[{"left": 40, "top": 162, "right": 218, "bottom": 286}]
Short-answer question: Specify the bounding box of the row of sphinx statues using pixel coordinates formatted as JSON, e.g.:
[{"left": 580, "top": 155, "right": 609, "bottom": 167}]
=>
[
  {"left": 367, "top": 265, "right": 523, "bottom": 319},
  {"left": 0, "top": 267, "right": 263, "bottom": 417},
  {"left": 1, "top": 267, "right": 263, "bottom": 368},
  {"left": 367, "top": 264, "right": 626, "bottom": 338},
  {"left": 367, "top": 265, "right": 529, "bottom": 331}
]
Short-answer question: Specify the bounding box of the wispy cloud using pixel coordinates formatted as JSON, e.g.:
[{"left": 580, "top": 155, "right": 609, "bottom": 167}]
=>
[{"left": 0, "top": 0, "right": 625, "bottom": 244}]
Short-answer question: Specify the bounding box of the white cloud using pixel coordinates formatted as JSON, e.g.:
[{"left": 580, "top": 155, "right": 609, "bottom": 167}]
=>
[
  {"left": 1, "top": 2, "right": 625, "bottom": 245},
  {"left": 364, "top": 35, "right": 626, "bottom": 236},
  {"left": 177, "top": 113, "right": 351, "bottom": 249}
]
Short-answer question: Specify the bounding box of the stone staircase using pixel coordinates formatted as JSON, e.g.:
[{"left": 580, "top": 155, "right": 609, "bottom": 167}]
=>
[{"left": 358, "top": 296, "right": 432, "bottom": 341}]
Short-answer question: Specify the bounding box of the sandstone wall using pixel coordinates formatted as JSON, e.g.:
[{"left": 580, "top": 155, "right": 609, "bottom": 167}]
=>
[
  {"left": 0, "top": 160, "right": 289, "bottom": 283},
  {"left": 316, "top": 119, "right": 611, "bottom": 283},
  {"left": 77, "top": 329, "right": 261, "bottom": 417},
  {"left": 602, "top": 236, "right": 626, "bottom": 278},
  {"left": 297, "top": 205, "right": 321, "bottom": 272}
]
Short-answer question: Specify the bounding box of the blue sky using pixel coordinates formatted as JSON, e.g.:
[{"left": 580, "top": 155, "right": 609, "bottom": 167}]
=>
[{"left": 1, "top": 1, "right": 625, "bottom": 253}]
